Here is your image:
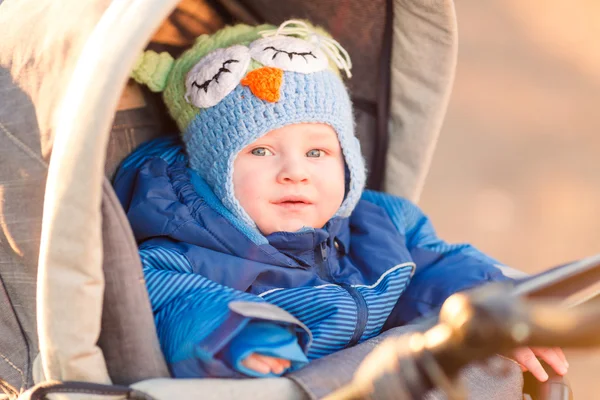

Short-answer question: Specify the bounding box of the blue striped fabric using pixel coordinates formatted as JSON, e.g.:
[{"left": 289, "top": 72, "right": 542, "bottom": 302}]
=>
[
  {"left": 141, "top": 244, "right": 414, "bottom": 362},
  {"left": 139, "top": 246, "right": 264, "bottom": 364},
  {"left": 260, "top": 285, "right": 357, "bottom": 359},
  {"left": 356, "top": 263, "right": 414, "bottom": 341},
  {"left": 121, "top": 136, "right": 184, "bottom": 170},
  {"left": 258, "top": 262, "right": 414, "bottom": 357}
]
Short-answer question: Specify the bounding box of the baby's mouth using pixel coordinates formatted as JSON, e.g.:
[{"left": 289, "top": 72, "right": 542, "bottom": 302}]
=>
[{"left": 272, "top": 196, "right": 313, "bottom": 209}]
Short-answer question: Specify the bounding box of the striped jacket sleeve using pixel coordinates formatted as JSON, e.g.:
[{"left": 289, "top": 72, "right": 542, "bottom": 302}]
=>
[
  {"left": 361, "top": 190, "right": 512, "bottom": 327},
  {"left": 140, "top": 245, "right": 272, "bottom": 378}
]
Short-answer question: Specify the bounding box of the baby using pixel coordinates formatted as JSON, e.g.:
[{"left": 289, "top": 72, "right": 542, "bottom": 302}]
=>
[{"left": 116, "top": 20, "right": 567, "bottom": 381}]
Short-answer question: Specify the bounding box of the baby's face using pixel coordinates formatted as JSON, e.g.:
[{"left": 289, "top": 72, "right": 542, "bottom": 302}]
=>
[{"left": 233, "top": 123, "right": 345, "bottom": 235}]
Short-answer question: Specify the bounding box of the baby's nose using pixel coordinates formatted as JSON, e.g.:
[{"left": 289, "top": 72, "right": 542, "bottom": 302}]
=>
[
  {"left": 241, "top": 67, "right": 283, "bottom": 103},
  {"left": 277, "top": 159, "right": 310, "bottom": 184}
]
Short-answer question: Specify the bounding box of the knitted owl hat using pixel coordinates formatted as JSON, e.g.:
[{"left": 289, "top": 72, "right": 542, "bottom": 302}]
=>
[{"left": 132, "top": 20, "right": 366, "bottom": 232}]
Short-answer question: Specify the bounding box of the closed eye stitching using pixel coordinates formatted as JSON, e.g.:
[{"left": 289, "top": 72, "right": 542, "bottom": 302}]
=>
[
  {"left": 192, "top": 59, "right": 239, "bottom": 93},
  {"left": 264, "top": 46, "right": 316, "bottom": 63}
]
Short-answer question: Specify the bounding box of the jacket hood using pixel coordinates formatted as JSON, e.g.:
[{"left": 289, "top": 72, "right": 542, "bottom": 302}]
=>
[{"left": 113, "top": 136, "right": 351, "bottom": 267}]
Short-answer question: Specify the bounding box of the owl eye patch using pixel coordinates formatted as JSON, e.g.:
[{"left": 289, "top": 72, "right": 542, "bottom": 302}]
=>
[
  {"left": 192, "top": 59, "right": 239, "bottom": 93},
  {"left": 263, "top": 46, "right": 317, "bottom": 62},
  {"left": 257, "top": 19, "right": 353, "bottom": 78},
  {"left": 249, "top": 36, "right": 329, "bottom": 74},
  {"left": 185, "top": 45, "right": 251, "bottom": 109}
]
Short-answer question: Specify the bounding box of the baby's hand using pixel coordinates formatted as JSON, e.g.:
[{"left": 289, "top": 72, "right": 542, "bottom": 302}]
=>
[
  {"left": 241, "top": 353, "right": 292, "bottom": 375},
  {"left": 511, "top": 347, "right": 569, "bottom": 382}
]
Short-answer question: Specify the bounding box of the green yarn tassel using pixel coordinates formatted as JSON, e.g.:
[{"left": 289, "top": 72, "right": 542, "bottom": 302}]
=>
[{"left": 131, "top": 51, "right": 174, "bottom": 93}]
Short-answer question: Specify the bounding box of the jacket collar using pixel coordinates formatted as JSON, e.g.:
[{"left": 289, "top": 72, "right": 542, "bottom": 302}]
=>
[{"left": 266, "top": 217, "right": 349, "bottom": 259}]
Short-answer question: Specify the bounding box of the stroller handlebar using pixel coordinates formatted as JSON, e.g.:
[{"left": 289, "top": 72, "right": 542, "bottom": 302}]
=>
[
  {"left": 326, "top": 281, "right": 600, "bottom": 400},
  {"left": 439, "top": 283, "right": 600, "bottom": 351}
]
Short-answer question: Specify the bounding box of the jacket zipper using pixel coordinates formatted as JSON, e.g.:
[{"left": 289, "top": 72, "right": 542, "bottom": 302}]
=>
[
  {"left": 318, "top": 240, "right": 369, "bottom": 347},
  {"left": 318, "top": 241, "right": 332, "bottom": 280},
  {"left": 341, "top": 284, "right": 369, "bottom": 347}
]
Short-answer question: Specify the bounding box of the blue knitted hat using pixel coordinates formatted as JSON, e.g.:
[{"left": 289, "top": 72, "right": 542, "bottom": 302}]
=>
[{"left": 133, "top": 20, "right": 366, "bottom": 231}]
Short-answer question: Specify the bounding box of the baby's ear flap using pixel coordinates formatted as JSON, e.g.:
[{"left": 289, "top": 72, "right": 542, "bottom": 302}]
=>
[{"left": 131, "top": 50, "right": 175, "bottom": 93}]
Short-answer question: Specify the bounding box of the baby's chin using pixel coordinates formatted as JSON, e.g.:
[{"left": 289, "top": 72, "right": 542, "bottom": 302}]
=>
[{"left": 259, "top": 218, "right": 321, "bottom": 236}]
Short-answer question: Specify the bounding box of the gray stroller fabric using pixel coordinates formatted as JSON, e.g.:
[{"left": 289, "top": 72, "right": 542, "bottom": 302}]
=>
[
  {"left": 0, "top": 60, "right": 47, "bottom": 394},
  {"left": 288, "top": 325, "right": 523, "bottom": 400},
  {"left": 98, "top": 178, "right": 170, "bottom": 385},
  {"left": 100, "top": 87, "right": 179, "bottom": 385}
]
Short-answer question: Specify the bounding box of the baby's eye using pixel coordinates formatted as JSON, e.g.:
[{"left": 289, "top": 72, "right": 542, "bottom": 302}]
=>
[
  {"left": 184, "top": 45, "right": 251, "bottom": 108},
  {"left": 251, "top": 147, "right": 274, "bottom": 156},
  {"left": 306, "top": 149, "right": 324, "bottom": 158},
  {"left": 249, "top": 36, "right": 328, "bottom": 74}
]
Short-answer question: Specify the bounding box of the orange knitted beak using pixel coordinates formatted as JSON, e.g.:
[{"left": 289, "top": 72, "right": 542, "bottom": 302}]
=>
[{"left": 241, "top": 67, "right": 283, "bottom": 103}]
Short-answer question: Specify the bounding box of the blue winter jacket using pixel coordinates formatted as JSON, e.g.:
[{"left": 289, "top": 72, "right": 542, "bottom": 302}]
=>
[{"left": 113, "top": 137, "right": 510, "bottom": 378}]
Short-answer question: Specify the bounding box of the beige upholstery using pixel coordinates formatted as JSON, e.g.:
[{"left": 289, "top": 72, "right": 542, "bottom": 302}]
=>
[
  {"left": 385, "top": 0, "right": 458, "bottom": 201},
  {"left": 131, "top": 378, "right": 308, "bottom": 400},
  {"left": 35, "top": 0, "right": 181, "bottom": 384}
]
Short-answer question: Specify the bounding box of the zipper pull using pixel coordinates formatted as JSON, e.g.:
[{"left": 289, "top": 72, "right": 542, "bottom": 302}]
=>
[{"left": 320, "top": 242, "right": 328, "bottom": 261}]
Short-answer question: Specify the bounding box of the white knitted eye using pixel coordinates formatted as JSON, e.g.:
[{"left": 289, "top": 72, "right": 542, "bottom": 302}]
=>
[
  {"left": 249, "top": 36, "right": 329, "bottom": 74},
  {"left": 185, "top": 45, "right": 251, "bottom": 108}
]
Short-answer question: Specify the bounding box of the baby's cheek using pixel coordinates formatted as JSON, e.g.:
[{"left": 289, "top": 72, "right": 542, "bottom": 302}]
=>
[
  {"left": 233, "top": 160, "right": 257, "bottom": 201},
  {"left": 233, "top": 177, "right": 270, "bottom": 227},
  {"left": 233, "top": 177, "right": 259, "bottom": 221},
  {"left": 315, "top": 188, "right": 343, "bottom": 226},
  {"left": 235, "top": 182, "right": 259, "bottom": 211},
  {"left": 323, "top": 164, "right": 346, "bottom": 202}
]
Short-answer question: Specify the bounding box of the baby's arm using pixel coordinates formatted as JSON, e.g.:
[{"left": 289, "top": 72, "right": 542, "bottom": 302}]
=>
[
  {"left": 363, "top": 190, "right": 511, "bottom": 326},
  {"left": 390, "top": 198, "right": 569, "bottom": 380},
  {"left": 139, "top": 246, "right": 308, "bottom": 378},
  {"left": 361, "top": 191, "right": 569, "bottom": 380},
  {"left": 220, "top": 321, "right": 308, "bottom": 377}
]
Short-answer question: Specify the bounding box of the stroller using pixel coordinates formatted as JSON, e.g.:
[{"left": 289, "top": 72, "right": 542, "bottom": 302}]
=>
[{"left": 0, "top": 0, "right": 598, "bottom": 398}]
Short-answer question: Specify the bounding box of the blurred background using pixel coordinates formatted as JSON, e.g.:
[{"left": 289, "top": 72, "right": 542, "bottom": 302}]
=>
[{"left": 419, "top": 1, "right": 600, "bottom": 398}]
